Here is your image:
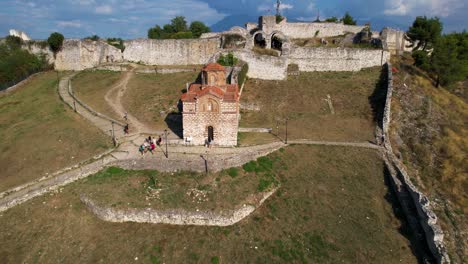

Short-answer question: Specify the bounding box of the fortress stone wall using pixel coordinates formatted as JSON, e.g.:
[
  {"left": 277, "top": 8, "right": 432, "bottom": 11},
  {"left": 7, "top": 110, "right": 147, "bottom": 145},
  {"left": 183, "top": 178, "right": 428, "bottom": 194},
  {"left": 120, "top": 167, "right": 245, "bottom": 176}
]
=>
[
  {"left": 55, "top": 40, "right": 124, "bottom": 71},
  {"left": 123, "top": 38, "right": 220, "bottom": 65},
  {"left": 289, "top": 47, "right": 390, "bottom": 72},
  {"left": 277, "top": 21, "right": 365, "bottom": 38}
]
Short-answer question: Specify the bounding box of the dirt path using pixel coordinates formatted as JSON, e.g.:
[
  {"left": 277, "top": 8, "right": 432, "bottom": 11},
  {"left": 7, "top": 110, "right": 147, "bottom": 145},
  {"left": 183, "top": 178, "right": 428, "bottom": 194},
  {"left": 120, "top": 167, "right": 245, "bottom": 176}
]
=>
[{"left": 104, "top": 66, "right": 153, "bottom": 134}]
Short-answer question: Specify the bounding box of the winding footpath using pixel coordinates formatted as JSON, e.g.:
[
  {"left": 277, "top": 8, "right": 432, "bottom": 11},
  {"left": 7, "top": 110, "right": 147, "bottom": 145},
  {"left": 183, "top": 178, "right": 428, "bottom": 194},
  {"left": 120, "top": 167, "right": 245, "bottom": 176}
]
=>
[{"left": 0, "top": 71, "right": 383, "bottom": 224}]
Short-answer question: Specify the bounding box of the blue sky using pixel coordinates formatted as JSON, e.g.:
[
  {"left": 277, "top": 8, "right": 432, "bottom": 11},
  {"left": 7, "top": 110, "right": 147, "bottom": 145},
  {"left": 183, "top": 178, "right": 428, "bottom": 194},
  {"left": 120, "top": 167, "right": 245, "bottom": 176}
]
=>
[{"left": 1, "top": 0, "right": 467, "bottom": 39}]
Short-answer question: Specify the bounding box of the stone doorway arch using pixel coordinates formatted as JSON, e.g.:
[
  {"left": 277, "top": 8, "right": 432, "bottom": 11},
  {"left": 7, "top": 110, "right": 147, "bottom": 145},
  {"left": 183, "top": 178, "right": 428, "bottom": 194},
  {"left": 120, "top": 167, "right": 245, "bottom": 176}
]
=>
[{"left": 253, "top": 31, "right": 267, "bottom": 48}]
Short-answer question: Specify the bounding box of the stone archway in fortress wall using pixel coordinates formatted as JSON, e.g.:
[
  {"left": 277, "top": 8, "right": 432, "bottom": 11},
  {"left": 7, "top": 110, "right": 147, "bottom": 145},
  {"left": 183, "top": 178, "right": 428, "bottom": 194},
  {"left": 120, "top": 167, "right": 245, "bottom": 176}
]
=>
[
  {"left": 270, "top": 31, "right": 290, "bottom": 56},
  {"left": 250, "top": 30, "right": 269, "bottom": 49}
]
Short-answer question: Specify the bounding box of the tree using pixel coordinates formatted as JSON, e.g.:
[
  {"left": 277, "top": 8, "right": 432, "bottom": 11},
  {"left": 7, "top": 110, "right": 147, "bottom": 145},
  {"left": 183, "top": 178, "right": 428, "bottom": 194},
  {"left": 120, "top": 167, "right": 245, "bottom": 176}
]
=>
[
  {"left": 325, "top": 16, "right": 339, "bottom": 23},
  {"left": 412, "top": 50, "right": 430, "bottom": 71},
  {"left": 170, "top": 16, "right": 188, "bottom": 33},
  {"left": 47, "top": 32, "right": 64, "bottom": 54},
  {"left": 189, "top": 21, "right": 210, "bottom": 38},
  {"left": 148, "top": 25, "right": 164, "bottom": 39},
  {"left": 342, "top": 12, "right": 356, "bottom": 25},
  {"left": 430, "top": 32, "right": 468, "bottom": 87},
  {"left": 406, "top": 16, "right": 442, "bottom": 51}
]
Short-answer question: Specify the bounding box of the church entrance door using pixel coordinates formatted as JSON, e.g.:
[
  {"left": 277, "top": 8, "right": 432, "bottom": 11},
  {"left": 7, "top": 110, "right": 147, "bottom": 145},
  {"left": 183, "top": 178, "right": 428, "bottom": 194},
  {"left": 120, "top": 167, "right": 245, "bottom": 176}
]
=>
[{"left": 208, "top": 126, "right": 214, "bottom": 142}]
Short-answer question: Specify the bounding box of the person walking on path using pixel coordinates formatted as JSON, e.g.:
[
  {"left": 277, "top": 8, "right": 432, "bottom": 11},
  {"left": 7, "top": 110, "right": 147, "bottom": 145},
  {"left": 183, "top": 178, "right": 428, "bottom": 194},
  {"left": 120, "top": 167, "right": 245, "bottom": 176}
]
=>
[
  {"left": 156, "top": 136, "right": 162, "bottom": 146},
  {"left": 124, "top": 124, "right": 129, "bottom": 134},
  {"left": 123, "top": 111, "right": 128, "bottom": 121}
]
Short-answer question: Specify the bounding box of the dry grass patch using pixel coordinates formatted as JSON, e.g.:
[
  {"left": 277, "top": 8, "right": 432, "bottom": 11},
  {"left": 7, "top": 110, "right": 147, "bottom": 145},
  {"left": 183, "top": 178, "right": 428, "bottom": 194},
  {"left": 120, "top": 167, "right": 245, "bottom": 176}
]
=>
[
  {"left": 241, "top": 67, "right": 381, "bottom": 142},
  {"left": 72, "top": 70, "right": 123, "bottom": 121},
  {"left": 123, "top": 71, "right": 199, "bottom": 131},
  {"left": 0, "top": 72, "right": 111, "bottom": 192},
  {"left": 0, "top": 145, "right": 417, "bottom": 263},
  {"left": 391, "top": 61, "right": 468, "bottom": 262}
]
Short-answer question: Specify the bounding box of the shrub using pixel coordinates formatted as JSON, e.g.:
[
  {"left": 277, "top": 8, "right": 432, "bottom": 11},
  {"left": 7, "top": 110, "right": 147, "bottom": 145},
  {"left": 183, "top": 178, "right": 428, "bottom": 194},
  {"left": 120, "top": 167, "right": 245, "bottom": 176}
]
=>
[
  {"left": 171, "top": 31, "right": 193, "bottom": 39},
  {"left": 238, "top": 63, "right": 249, "bottom": 87},
  {"left": 107, "top": 38, "right": 125, "bottom": 52},
  {"left": 257, "top": 156, "right": 273, "bottom": 171},
  {"left": 242, "top": 161, "right": 257, "bottom": 172},
  {"left": 217, "top": 52, "right": 238, "bottom": 66},
  {"left": 210, "top": 256, "right": 220, "bottom": 264},
  {"left": 227, "top": 167, "right": 239, "bottom": 177},
  {"left": 47, "top": 32, "right": 64, "bottom": 54}
]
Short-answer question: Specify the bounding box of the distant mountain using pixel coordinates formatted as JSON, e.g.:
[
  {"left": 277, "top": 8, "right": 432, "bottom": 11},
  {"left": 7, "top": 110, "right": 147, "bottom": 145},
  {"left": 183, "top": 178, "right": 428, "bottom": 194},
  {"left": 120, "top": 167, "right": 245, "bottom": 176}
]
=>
[{"left": 210, "top": 14, "right": 258, "bottom": 32}]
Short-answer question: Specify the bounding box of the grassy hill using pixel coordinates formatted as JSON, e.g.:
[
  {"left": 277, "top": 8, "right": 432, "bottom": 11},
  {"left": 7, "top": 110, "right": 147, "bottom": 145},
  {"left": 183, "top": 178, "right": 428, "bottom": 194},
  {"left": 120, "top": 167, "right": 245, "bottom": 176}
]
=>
[
  {"left": 0, "top": 72, "right": 111, "bottom": 192},
  {"left": 390, "top": 58, "right": 467, "bottom": 262},
  {"left": 0, "top": 145, "right": 417, "bottom": 263}
]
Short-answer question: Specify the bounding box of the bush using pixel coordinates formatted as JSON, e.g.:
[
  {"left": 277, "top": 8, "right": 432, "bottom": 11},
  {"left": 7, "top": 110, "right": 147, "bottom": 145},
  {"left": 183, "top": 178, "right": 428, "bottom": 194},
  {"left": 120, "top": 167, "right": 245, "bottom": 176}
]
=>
[
  {"left": 47, "top": 32, "right": 64, "bottom": 54},
  {"left": 171, "top": 31, "right": 193, "bottom": 39},
  {"left": 0, "top": 41, "right": 51, "bottom": 90},
  {"left": 242, "top": 161, "right": 257, "bottom": 172},
  {"left": 257, "top": 156, "right": 273, "bottom": 171},
  {"left": 217, "top": 52, "right": 238, "bottom": 66},
  {"left": 227, "top": 167, "right": 239, "bottom": 178},
  {"left": 238, "top": 63, "right": 249, "bottom": 87}
]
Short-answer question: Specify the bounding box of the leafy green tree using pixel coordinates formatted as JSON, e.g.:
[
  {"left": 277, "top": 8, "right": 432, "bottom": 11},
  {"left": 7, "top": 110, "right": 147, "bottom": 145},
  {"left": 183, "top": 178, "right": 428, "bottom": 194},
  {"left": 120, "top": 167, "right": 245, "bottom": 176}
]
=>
[
  {"left": 342, "top": 12, "right": 356, "bottom": 25},
  {"left": 430, "top": 32, "right": 468, "bottom": 87},
  {"left": 217, "top": 53, "right": 238, "bottom": 66},
  {"left": 148, "top": 25, "right": 164, "bottom": 39},
  {"left": 412, "top": 50, "right": 430, "bottom": 71},
  {"left": 47, "top": 32, "right": 64, "bottom": 54},
  {"left": 325, "top": 16, "right": 339, "bottom": 23},
  {"left": 406, "top": 16, "right": 442, "bottom": 51},
  {"left": 189, "top": 21, "right": 210, "bottom": 38},
  {"left": 170, "top": 16, "right": 188, "bottom": 33},
  {"left": 106, "top": 38, "right": 125, "bottom": 52}
]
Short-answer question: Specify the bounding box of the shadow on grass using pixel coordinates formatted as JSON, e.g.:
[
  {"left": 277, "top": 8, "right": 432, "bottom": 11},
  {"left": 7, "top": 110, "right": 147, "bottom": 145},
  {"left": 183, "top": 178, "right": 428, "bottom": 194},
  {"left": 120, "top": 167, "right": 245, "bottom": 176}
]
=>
[
  {"left": 164, "top": 113, "right": 183, "bottom": 138},
  {"left": 382, "top": 165, "right": 435, "bottom": 264}
]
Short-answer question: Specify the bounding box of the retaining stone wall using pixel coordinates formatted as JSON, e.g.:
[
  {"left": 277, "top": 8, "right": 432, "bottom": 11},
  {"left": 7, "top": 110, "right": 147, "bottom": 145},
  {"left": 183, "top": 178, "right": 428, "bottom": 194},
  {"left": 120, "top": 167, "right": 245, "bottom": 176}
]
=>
[
  {"left": 382, "top": 63, "right": 450, "bottom": 263},
  {"left": 277, "top": 22, "right": 365, "bottom": 38},
  {"left": 80, "top": 189, "right": 276, "bottom": 226}
]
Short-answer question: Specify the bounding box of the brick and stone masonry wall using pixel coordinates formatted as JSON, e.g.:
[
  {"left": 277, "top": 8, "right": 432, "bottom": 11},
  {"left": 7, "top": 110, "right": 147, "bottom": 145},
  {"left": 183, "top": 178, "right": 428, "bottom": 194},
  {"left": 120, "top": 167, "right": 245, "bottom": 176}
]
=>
[
  {"left": 278, "top": 22, "right": 365, "bottom": 38},
  {"left": 123, "top": 38, "right": 220, "bottom": 65},
  {"left": 382, "top": 63, "right": 450, "bottom": 263}
]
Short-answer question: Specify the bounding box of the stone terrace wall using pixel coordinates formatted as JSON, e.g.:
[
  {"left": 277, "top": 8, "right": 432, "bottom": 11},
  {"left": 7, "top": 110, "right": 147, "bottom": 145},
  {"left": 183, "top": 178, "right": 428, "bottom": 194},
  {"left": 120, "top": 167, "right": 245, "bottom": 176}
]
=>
[
  {"left": 123, "top": 38, "right": 220, "bottom": 65},
  {"left": 80, "top": 189, "right": 276, "bottom": 226},
  {"left": 55, "top": 40, "right": 124, "bottom": 71},
  {"left": 289, "top": 47, "right": 389, "bottom": 72},
  {"left": 382, "top": 63, "right": 450, "bottom": 263}
]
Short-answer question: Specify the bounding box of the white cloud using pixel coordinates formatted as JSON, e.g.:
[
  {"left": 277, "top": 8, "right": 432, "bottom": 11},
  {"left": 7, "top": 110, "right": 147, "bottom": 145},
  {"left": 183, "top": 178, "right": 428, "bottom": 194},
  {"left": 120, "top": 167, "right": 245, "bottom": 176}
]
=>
[
  {"left": 95, "top": 5, "right": 113, "bottom": 14},
  {"left": 57, "top": 20, "right": 82, "bottom": 28},
  {"left": 307, "top": 3, "right": 316, "bottom": 12},
  {"left": 279, "top": 3, "right": 293, "bottom": 10},
  {"left": 384, "top": 0, "right": 464, "bottom": 17},
  {"left": 258, "top": 2, "right": 293, "bottom": 12},
  {"left": 75, "top": 0, "right": 95, "bottom": 5}
]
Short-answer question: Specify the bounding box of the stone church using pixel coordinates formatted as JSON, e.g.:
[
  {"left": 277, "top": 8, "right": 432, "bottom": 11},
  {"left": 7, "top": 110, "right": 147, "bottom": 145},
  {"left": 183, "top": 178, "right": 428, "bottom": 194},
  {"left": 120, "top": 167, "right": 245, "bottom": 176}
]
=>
[{"left": 181, "top": 63, "right": 240, "bottom": 146}]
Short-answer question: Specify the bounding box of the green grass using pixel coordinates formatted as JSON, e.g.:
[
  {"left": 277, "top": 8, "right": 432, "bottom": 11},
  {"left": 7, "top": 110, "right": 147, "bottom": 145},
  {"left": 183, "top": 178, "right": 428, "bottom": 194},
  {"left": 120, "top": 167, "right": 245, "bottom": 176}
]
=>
[
  {"left": 124, "top": 71, "right": 199, "bottom": 130},
  {"left": 0, "top": 145, "right": 417, "bottom": 263},
  {"left": 0, "top": 72, "right": 111, "bottom": 192},
  {"left": 72, "top": 70, "right": 123, "bottom": 121},
  {"left": 241, "top": 67, "right": 381, "bottom": 142}
]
